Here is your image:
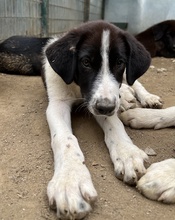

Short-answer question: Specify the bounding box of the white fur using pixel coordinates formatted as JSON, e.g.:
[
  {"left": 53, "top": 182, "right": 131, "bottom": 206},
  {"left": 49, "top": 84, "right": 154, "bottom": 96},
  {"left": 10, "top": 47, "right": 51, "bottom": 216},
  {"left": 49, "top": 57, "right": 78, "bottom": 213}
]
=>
[
  {"left": 95, "top": 114, "right": 148, "bottom": 184},
  {"left": 119, "top": 77, "right": 175, "bottom": 129},
  {"left": 120, "top": 106, "right": 175, "bottom": 129},
  {"left": 119, "top": 79, "right": 175, "bottom": 204},
  {"left": 121, "top": 74, "right": 163, "bottom": 109},
  {"left": 137, "top": 159, "right": 175, "bottom": 203},
  {"left": 44, "top": 59, "right": 97, "bottom": 219},
  {"left": 132, "top": 80, "right": 163, "bottom": 108},
  {"left": 119, "top": 79, "right": 174, "bottom": 129},
  {"left": 119, "top": 83, "right": 137, "bottom": 112}
]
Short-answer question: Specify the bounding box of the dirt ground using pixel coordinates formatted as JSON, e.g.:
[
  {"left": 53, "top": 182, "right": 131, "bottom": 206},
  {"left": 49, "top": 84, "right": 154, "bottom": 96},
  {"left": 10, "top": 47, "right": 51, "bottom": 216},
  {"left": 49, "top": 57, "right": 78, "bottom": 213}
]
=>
[{"left": 0, "top": 57, "right": 175, "bottom": 220}]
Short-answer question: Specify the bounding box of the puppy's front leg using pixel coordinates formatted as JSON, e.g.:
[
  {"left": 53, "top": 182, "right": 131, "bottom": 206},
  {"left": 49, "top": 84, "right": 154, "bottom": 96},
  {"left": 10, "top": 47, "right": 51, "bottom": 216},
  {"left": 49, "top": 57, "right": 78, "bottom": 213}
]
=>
[
  {"left": 46, "top": 101, "right": 97, "bottom": 220},
  {"left": 95, "top": 114, "right": 148, "bottom": 185}
]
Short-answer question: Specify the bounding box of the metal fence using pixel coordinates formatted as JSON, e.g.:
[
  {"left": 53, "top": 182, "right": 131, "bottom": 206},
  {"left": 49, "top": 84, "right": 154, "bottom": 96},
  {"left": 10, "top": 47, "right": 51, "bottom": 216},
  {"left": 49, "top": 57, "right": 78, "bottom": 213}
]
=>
[{"left": 0, "top": 0, "right": 104, "bottom": 40}]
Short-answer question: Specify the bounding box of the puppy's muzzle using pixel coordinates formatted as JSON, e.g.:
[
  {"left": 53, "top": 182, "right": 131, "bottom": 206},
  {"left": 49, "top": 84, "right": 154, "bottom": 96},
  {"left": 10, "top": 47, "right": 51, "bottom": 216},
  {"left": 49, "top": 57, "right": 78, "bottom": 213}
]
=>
[{"left": 95, "top": 98, "right": 116, "bottom": 116}]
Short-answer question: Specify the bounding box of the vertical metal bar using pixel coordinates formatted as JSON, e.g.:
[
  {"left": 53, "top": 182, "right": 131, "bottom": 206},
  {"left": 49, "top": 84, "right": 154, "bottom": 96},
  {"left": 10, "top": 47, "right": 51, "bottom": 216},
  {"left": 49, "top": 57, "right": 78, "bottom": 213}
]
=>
[
  {"left": 84, "top": 0, "right": 90, "bottom": 22},
  {"left": 41, "top": 0, "right": 48, "bottom": 37},
  {"left": 101, "top": 0, "right": 105, "bottom": 20}
]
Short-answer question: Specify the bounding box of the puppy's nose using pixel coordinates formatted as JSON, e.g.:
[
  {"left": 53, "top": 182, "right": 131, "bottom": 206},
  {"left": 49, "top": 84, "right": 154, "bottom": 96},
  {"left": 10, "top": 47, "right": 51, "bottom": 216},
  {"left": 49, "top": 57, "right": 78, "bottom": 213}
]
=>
[{"left": 95, "top": 98, "right": 115, "bottom": 116}]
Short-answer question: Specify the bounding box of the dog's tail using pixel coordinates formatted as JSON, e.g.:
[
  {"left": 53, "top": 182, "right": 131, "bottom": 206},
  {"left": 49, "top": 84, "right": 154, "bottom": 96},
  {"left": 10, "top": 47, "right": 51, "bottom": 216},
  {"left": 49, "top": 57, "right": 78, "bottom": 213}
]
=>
[{"left": 0, "top": 36, "right": 50, "bottom": 75}]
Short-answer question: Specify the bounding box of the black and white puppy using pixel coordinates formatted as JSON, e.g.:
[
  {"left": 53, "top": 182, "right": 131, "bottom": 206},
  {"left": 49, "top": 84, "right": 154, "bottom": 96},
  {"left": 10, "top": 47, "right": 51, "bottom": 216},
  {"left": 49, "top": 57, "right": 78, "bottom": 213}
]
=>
[
  {"left": 1, "top": 21, "right": 175, "bottom": 217},
  {"left": 43, "top": 20, "right": 151, "bottom": 219}
]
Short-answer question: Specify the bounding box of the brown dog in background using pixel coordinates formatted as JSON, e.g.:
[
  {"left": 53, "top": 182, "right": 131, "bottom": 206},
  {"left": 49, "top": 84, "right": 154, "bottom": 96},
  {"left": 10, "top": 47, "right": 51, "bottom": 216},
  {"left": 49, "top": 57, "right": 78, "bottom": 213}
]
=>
[{"left": 135, "top": 20, "right": 175, "bottom": 57}]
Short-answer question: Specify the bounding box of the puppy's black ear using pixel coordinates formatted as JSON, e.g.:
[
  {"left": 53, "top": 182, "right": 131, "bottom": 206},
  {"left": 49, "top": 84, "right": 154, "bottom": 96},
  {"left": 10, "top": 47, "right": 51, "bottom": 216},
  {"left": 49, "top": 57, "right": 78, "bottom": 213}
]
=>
[
  {"left": 125, "top": 33, "right": 151, "bottom": 85},
  {"left": 45, "top": 32, "right": 80, "bottom": 84}
]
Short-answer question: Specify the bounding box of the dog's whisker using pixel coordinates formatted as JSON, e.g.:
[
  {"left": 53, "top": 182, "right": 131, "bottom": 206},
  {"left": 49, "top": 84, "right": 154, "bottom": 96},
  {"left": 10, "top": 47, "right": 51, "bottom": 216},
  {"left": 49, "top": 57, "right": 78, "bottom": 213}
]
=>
[{"left": 74, "top": 101, "right": 88, "bottom": 112}]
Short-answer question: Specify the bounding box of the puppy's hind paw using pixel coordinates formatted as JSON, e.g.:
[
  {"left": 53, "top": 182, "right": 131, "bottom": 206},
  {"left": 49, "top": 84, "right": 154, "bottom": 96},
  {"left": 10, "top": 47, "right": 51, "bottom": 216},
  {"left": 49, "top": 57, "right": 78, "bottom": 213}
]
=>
[{"left": 137, "top": 159, "right": 175, "bottom": 203}]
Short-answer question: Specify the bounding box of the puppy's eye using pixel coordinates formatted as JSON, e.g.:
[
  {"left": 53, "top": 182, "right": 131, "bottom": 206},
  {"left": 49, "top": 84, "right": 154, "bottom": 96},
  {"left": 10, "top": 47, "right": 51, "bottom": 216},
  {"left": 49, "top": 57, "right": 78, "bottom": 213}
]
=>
[
  {"left": 116, "top": 58, "right": 123, "bottom": 66},
  {"left": 81, "top": 58, "right": 91, "bottom": 68}
]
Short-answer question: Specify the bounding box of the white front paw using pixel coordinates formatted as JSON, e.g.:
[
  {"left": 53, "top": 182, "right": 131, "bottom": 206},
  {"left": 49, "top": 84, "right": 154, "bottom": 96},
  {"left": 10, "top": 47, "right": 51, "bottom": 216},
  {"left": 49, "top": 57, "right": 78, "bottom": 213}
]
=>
[
  {"left": 137, "top": 159, "right": 175, "bottom": 203},
  {"left": 47, "top": 162, "right": 97, "bottom": 219},
  {"left": 110, "top": 142, "right": 148, "bottom": 185},
  {"left": 140, "top": 93, "right": 163, "bottom": 109},
  {"left": 119, "top": 84, "right": 137, "bottom": 112}
]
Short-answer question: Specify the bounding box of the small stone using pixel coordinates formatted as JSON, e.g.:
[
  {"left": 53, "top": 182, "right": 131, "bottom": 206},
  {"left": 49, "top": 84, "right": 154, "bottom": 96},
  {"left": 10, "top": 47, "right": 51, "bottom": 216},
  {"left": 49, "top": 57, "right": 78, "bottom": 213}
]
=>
[
  {"left": 92, "top": 162, "right": 99, "bottom": 166},
  {"left": 157, "top": 68, "right": 167, "bottom": 73},
  {"left": 145, "top": 147, "right": 157, "bottom": 156},
  {"left": 100, "top": 164, "right": 105, "bottom": 168}
]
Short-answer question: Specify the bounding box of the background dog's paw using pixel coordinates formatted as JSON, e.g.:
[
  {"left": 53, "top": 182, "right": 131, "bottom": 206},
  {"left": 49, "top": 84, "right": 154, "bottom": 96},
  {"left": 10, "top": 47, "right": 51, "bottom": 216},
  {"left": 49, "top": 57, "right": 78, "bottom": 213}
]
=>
[
  {"left": 119, "top": 84, "right": 137, "bottom": 112},
  {"left": 139, "top": 93, "right": 163, "bottom": 109},
  {"left": 119, "top": 108, "right": 150, "bottom": 129},
  {"left": 137, "top": 159, "right": 175, "bottom": 203},
  {"left": 119, "top": 99, "right": 137, "bottom": 112},
  {"left": 47, "top": 164, "right": 97, "bottom": 219},
  {"left": 120, "top": 107, "right": 175, "bottom": 129}
]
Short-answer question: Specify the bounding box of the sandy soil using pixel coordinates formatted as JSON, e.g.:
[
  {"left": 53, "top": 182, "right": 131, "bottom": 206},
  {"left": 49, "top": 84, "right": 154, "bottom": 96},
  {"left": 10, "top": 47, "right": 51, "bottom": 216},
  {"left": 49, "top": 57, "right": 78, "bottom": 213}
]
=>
[{"left": 0, "top": 57, "right": 175, "bottom": 220}]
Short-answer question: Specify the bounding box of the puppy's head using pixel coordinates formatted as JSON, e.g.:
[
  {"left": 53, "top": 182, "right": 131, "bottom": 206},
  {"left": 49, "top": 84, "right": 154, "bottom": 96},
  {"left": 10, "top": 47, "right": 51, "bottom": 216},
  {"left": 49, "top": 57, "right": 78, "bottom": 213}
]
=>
[{"left": 45, "top": 21, "right": 151, "bottom": 116}]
